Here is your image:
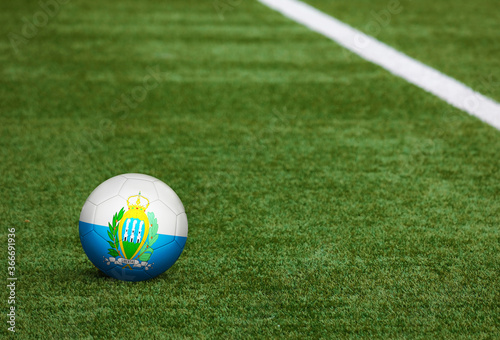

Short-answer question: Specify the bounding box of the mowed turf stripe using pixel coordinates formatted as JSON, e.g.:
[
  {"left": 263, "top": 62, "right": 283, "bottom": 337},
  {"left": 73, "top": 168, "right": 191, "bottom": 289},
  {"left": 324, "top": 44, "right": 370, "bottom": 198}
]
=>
[{"left": 259, "top": 0, "right": 500, "bottom": 130}]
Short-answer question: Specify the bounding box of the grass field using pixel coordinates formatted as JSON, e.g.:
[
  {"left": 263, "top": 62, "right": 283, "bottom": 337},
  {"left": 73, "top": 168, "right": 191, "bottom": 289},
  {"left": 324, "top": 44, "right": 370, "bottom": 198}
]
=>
[{"left": 1, "top": 0, "right": 499, "bottom": 338}]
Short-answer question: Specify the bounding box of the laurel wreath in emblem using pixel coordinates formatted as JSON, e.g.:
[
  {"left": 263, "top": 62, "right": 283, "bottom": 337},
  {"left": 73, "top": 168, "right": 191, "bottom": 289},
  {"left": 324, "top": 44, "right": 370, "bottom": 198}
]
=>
[{"left": 107, "top": 208, "right": 125, "bottom": 258}]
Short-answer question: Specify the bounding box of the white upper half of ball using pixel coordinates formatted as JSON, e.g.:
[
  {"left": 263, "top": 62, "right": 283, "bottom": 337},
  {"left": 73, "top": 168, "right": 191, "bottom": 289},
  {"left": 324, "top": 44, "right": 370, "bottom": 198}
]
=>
[{"left": 79, "top": 174, "right": 187, "bottom": 237}]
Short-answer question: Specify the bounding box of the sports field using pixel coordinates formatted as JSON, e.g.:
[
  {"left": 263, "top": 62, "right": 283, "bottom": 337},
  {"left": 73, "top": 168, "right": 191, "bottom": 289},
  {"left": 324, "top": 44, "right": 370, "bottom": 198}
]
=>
[{"left": 1, "top": 0, "right": 499, "bottom": 338}]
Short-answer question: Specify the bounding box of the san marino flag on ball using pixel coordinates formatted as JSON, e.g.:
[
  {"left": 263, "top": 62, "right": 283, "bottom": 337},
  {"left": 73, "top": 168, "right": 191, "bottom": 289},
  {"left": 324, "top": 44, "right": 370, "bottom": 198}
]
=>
[{"left": 79, "top": 174, "right": 188, "bottom": 282}]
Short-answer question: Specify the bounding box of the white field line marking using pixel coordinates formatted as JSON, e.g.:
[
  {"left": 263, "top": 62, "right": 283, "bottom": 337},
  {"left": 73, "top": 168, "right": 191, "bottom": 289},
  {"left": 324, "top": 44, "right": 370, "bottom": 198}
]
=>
[{"left": 258, "top": 0, "right": 500, "bottom": 130}]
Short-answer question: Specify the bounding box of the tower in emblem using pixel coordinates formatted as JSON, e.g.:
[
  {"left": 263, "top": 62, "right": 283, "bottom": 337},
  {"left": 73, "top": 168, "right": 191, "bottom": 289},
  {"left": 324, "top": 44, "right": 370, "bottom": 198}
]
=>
[
  {"left": 123, "top": 219, "right": 130, "bottom": 242},
  {"left": 136, "top": 223, "right": 143, "bottom": 243}
]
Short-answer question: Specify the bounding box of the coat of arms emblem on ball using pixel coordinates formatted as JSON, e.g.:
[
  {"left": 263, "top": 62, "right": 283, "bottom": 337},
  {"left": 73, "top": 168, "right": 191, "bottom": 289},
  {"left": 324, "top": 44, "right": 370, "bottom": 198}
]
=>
[{"left": 104, "top": 193, "right": 158, "bottom": 270}]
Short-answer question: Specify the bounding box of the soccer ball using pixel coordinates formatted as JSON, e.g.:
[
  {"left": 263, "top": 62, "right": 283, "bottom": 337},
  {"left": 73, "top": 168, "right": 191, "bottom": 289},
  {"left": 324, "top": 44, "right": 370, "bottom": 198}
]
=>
[{"left": 79, "top": 173, "right": 188, "bottom": 282}]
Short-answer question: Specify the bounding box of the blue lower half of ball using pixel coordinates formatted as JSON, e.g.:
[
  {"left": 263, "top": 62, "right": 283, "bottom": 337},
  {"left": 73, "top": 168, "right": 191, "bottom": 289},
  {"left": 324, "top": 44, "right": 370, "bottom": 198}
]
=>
[{"left": 79, "top": 221, "right": 187, "bottom": 282}]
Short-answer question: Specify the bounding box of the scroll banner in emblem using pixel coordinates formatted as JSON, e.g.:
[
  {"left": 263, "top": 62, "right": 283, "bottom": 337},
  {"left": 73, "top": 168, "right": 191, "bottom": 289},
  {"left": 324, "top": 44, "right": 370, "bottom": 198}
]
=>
[{"left": 105, "top": 257, "right": 151, "bottom": 269}]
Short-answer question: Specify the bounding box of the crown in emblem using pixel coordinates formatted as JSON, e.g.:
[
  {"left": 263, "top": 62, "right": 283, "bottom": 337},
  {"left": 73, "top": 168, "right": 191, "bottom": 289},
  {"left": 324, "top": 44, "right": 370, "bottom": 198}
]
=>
[{"left": 127, "top": 192, "right": 150, "bottom": 211}]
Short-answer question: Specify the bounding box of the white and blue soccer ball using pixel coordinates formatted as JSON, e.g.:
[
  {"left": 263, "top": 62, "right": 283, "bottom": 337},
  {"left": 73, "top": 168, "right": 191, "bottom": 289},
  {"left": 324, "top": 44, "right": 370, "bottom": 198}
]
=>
[{"left": 79, "top": 173, "right": 188, "bottom": 282}]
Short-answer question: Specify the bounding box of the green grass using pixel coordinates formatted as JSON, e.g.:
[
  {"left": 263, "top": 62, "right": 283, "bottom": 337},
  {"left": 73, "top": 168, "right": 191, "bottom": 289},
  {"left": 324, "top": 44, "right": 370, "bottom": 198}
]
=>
[
  {"left": 0, "top": 0, "right": 499, "bottom": 338},
  {"left": 305, "top": 0, "right": 500, "bottom": 101}
]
